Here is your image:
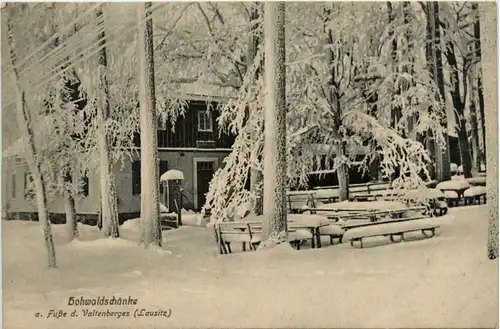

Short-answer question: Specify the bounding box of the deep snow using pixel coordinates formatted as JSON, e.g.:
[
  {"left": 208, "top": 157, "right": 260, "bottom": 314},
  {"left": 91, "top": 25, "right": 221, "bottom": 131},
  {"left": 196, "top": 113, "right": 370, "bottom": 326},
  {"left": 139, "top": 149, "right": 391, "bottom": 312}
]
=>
[{"left": 2, "top": 205, "right": 498, "bottom": 328}]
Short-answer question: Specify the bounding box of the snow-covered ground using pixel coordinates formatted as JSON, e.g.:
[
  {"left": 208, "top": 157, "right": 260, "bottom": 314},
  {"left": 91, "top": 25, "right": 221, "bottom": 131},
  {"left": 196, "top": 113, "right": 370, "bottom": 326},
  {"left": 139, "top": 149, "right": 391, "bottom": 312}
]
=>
[{"left": 2, "top": 205, "right": 498, "bottom": 328}]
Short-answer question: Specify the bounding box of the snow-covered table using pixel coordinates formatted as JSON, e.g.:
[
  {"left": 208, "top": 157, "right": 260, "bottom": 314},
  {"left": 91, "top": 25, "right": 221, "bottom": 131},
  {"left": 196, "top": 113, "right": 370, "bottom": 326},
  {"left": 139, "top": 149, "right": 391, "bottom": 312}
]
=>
[
  {"left": 288, "top": 214, "right": 330, "bottom": 248},
  {"left": 463, "top": 186, "right": 487, "bottom": 205},
  {"left": 222, "top": 214, "right": 329, "bottom": 250},
  {"left": 436, "top": 180, "right": 470, "bottom": 201},
  {"left": 466, "top": 177, "right": 487, "bottom": 187},
  {"left": 317, "top": 200, "right": 409, "bottom": 213},
  {"left": 346, "top": 217, "right": 440, "bottom": 248}
]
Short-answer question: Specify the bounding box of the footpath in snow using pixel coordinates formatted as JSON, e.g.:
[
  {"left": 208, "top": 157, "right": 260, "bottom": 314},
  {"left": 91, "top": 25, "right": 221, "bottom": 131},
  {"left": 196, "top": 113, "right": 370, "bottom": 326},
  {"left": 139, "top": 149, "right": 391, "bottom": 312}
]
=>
[{"left": 2, "top": 205, "right": 498, "bottom": 329}]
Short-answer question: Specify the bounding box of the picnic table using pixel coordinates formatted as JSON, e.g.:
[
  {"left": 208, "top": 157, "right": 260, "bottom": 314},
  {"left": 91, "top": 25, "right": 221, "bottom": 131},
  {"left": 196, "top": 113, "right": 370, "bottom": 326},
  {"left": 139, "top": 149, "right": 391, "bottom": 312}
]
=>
[
  {"left": 288, "top": 214, "right": 329, "bottom": 248},
  {"left": 216, "top": 214, "right": 329, "bottom": 253},
  {"left": 465, "top": 177, "right": 487, "bottom": 186},
  {"left": 436, "top": 180, "right": 470, "bottom": 201},
  {"left": 316, "top": 200, "right": 409, "bottom": 213},
  {"left": 328, "top": 206, "right": 426, "bottom": 222}
]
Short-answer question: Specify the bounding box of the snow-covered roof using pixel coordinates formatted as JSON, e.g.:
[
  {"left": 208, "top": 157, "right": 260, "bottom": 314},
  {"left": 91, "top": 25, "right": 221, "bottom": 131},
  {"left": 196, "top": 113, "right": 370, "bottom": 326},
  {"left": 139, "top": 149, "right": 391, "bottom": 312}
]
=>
[
  {"left": 172, "top": 82, "right": 236, "bottom": 102},
  {"left": 160, "top": 169, "right": 185, "bottom": 181}
]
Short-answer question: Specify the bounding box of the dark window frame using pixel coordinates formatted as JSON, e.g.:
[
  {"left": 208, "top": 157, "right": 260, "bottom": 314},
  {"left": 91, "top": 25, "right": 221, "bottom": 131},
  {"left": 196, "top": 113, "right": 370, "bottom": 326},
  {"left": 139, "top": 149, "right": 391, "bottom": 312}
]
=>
[
  {"left": 132, "top": 161, "right": 141, "bottom": 195},
  {"left": 197, "top": 110, "right": 213, "bottom": 132},
  {"left": 11, "top": 173, "right": 16, "bottom": 199}
]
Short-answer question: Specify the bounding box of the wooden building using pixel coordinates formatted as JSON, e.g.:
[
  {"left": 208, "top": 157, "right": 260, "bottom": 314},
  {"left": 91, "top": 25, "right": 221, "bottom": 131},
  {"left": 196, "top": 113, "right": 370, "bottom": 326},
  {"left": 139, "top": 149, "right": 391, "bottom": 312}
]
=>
[{"left": 2, "top": 96, "right": 235, "bottom": 223}]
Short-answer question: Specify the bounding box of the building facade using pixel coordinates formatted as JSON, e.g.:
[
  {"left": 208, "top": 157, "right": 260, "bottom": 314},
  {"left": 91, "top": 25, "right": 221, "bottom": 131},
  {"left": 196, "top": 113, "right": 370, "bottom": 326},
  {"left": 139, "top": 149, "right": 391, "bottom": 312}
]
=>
[{"left": 2, "top": 98, "right": 235, "bottom": 223}]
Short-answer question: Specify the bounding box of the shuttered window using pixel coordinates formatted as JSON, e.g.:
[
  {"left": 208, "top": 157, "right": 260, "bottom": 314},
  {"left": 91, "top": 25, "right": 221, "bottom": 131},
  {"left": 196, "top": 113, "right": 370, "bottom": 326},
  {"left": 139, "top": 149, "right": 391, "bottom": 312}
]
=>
[{"left": 132, "top": 161, "right": 141, "bottom": 195}]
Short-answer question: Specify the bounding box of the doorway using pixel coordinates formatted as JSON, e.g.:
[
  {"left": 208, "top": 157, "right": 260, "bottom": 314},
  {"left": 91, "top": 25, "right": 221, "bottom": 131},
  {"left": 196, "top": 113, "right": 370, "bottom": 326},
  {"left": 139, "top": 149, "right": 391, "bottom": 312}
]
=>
[{"left": 193, "top": 158, "right": 218, "bottom": 210}]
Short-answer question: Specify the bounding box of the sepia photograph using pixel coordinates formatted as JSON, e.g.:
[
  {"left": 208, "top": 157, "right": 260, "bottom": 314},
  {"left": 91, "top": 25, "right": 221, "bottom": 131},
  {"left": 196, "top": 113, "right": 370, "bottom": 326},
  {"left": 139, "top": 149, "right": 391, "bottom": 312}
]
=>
[{"left": 1, "top": 1, "right": 498, "bottom": 328}]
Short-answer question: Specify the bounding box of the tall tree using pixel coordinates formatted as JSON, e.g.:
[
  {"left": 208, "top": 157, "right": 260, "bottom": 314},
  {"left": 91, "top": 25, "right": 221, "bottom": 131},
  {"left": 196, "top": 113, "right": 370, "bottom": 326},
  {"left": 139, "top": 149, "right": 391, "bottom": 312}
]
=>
[
  {"left": 425, "top": 1, "right": 451, "bottom": 182},
  {"left": 440, "top": 2, "right": 482, "bottom": 179},
  {"left": 138, "top": 2, "right": 162, "bottom": 247},
  {"left": 323, "top": 4, "right": 349, "bottom": 201},
  {"left": 248, "top": 2, "right": 264, "bottom": 215},
  {"left": 469, "top": 78, "right": 482, "bottom": 171},
  {"left": 472, "top": 3, "right": 487, "bottom": 167},
  {"left": 51, "top": 9, "right": 80, "bottom": 241},
  {"left": 204, "top": 2, "right": 442, "bottom": 222},
  {"left": 478, "top": 2, "right": 498, "bottom": 260},
  {"left": 261, "top": 1, "right": 287, "bottom": 245},
  {"left": 443, "top": 38, "right": 473, "bottom": 178},
  {"left": 4, "top": 5, "right": 57, "bottom": 268},
  {"left": 95, "top": 5, "right": 120, "bottom": 238}
]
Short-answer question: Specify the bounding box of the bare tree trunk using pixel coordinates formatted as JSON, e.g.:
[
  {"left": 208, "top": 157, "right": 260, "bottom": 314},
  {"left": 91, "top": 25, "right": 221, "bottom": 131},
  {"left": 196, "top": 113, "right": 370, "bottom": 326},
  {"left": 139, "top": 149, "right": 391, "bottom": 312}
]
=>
[
  {"left": 478, "top": 3, "right": 498, "bottom": 259},
  {"left": 63, "top": 169, "right": 78, "bottom": 240},
  {"left": 402, "top": 1, "right": 418, "bottom": 141},
  {"left": 6, "top": 13, "right": 57, "bottom": 268},
  {"left": 250, "top": 167, "right": 263, "bottom": 214},
  {"left": 95, "top": 6, "right": 119, "bottom": 238},
  {"left": 445, "top": 42, "right": 472, "bottom": 178},
  {"left": 261, "top": 1, "right": 287, "bottom": 245},
  {"left": 457, "top": 125, "right": 473, "bottom": 178},
  {"left": 387, "top": 2, "right": 402, "bottom": 131},
  {"left": 426, "top": 2, "right": 451, "bottom": 182},
  {"left": 138, "top": 2, "right": 162, "bottom": 247},
  {"left": 324, "top": 5, "right": 349, "bottom": 201},
  {"left": 336, "top": 146, "right": 349, "bottom": 200},
  {"left": 469, "top": 93, "right": 482, "bottom": 172},
  {"left": 473, "top": 3, "right": 487, "bottom": 167},
  {"left": 64, "top": 193, "right": 78, "bottom": 240}
]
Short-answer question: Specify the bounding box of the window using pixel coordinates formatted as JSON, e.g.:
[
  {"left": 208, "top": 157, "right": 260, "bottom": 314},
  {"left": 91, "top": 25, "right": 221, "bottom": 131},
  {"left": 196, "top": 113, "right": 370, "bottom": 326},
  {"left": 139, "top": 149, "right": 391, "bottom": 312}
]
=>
[
  {"left": 197, "top": 161, "right": 214, "bottom": 171},
  {"left": 197, "top": 110, "right": 213, "bottom": 132},
  {"left": 81, "top": 175, "right": 89, "bottom": 197},
  {"left": 11, "top": 174, "right": 16, "bottom": 199},
  {"left": 159, "top": 161, "right": 168, "bottom": 180},
  {"left": 24, "top": 172, "right": 34, "bottom": 199},
  {"left": 158, "top": 160, "right": 168, "bottom": 192},
  {"left": 132, "top": 161, "right": 141, "bottom": 195}
]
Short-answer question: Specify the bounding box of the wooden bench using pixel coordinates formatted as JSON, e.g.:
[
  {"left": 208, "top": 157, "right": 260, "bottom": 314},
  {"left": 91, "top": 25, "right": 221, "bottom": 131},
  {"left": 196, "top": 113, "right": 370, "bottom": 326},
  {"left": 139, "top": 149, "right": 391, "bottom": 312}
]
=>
[
  {"left": 442, "top": 190, "right": 460, "bottom": 207},
  {"left": 313, "top": 182, "right": 391, "bottom": 201},
  {"left": 244, "top": 221, "right": 314, "bottom": 251},
  {"left": 431, "top": 199, "right": 448, "bottom": 216},
  {"left": 317, "top": 222, "right": 345, "bottom": 245},
  {"left": 287, "top": 191, "right": 317, "bottom": 214},
  {"left": 316, "top": 207, "right": 426, "bottom": 245},
  {"left": 215, "top": 220, "right": 314, "bottom": 253},
  {"left": 463, "top": 186, "right": 487, "bottom": 206},
  {"left": 347, "top": 219, "right": 440, "bottom": 248},
  {"left": 327, "top": 206, "right": 426, "bottom": 223},
  {"left": 160, "top": 213, "right": 179, "bottom": 230},
  {"left": 313, "top": 189, "right": 340, "bottom": 204},
  {"left": 342, "top": 216, "right": 427, "bottom": 231},
  {"left": 319, "top": 183, "right": 391, "bottom": 193},
  {"left": 350, "top": 194, "right": 377, "bottom": 202},
  {"left": 464, "top": 193, "right": 487, "bottom": 205},
  {"left": 214, "top": 222, "right": 260, "bottom": 254}
]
